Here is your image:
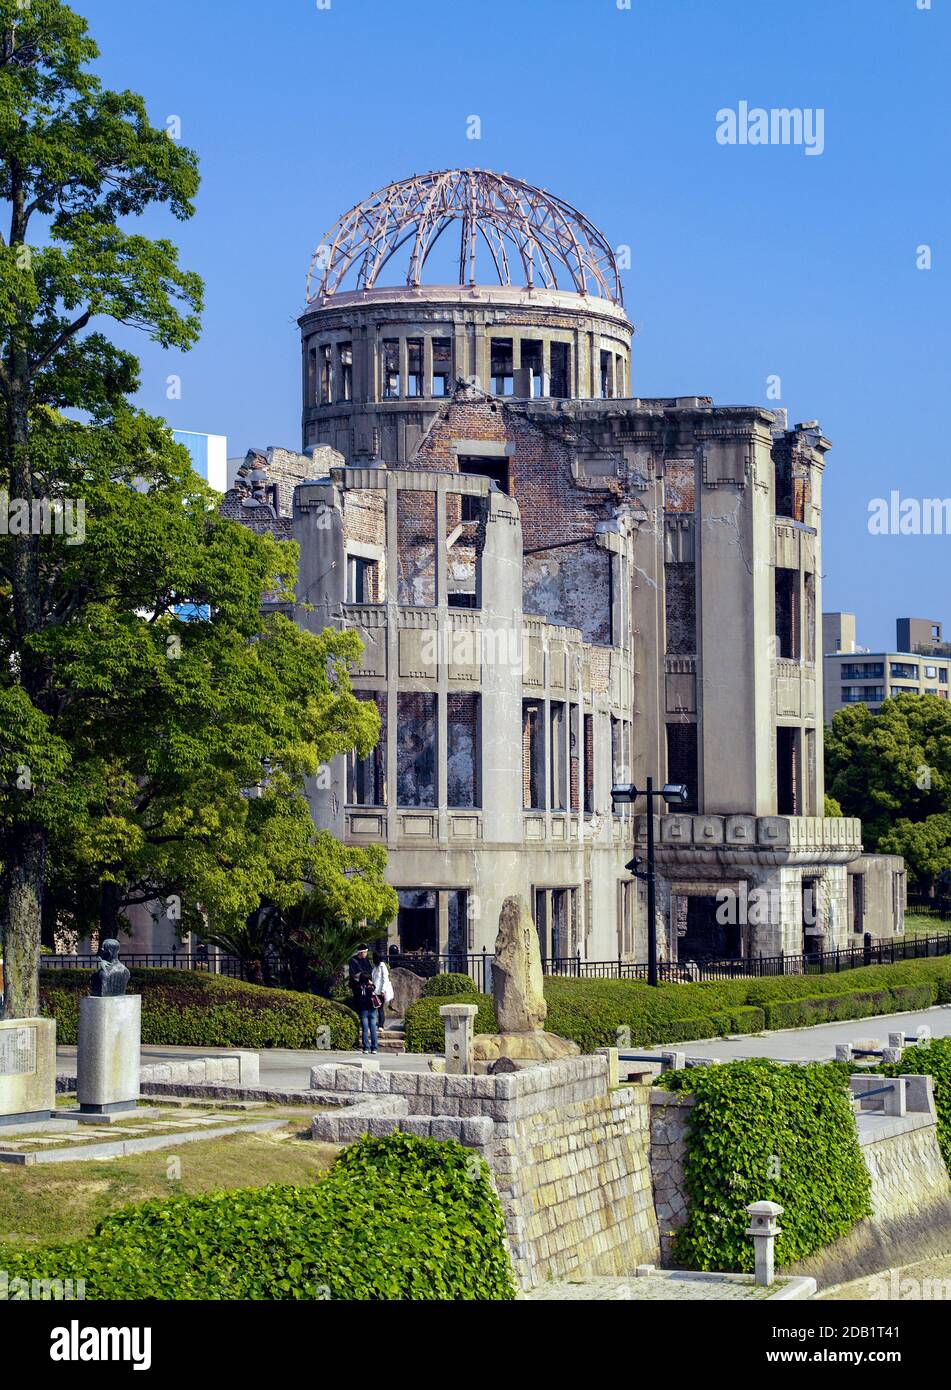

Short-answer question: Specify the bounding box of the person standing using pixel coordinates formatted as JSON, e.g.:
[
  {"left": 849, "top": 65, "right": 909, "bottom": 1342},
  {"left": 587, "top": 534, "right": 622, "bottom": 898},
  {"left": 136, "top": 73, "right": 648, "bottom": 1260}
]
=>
[
  {"left": 372, "top": 950, "right": 392, "bottom": 1030},
  {"left": 351, "top": 969, "right": 379, "bottom": 1054}
]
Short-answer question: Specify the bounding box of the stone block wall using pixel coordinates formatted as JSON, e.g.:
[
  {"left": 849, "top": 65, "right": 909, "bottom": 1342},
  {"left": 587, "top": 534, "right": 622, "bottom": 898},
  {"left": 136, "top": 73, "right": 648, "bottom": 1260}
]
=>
[
  {"left": 648, "top": 1090, "right": 694, "bottom": 1265},
  {"left": 310, "top": 1055, "right": 659, "bottom": 1290},
  {"left": 650, "top": 1076, "right": 951, "bottom": 1280}
]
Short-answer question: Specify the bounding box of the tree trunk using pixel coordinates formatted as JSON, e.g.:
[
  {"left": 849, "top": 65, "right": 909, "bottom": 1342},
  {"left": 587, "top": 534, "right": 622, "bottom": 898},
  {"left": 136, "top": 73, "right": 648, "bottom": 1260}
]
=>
[
  {"left": 1, "top": 825, "right": 46, "bottom": 1018},
  {"left": 99, "top": 880, "right": 123, "bottom": 940}
]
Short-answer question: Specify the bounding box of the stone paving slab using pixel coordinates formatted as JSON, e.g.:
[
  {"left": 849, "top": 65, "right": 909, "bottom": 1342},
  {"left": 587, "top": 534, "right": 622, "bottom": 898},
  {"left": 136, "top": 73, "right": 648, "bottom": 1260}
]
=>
[
  {"left": 0, "top": 1116, "right": 288, "bottom": 1166},
  {"left": 521, "top": 1271, "right": 816, "bottom": 1300}
]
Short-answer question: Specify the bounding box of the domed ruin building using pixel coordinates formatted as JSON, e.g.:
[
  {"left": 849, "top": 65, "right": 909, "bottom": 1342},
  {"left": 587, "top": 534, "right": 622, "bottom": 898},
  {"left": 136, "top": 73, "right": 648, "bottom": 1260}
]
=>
[{"left": 227, "top": 168, "right": 902, "bottom": 969}]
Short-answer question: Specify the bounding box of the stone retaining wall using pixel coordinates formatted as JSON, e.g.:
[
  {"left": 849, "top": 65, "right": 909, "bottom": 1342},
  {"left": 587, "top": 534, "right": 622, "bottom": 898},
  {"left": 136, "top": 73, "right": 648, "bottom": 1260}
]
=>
[
  {"left": 648, "top": 1090, "right": 694, "bottom": 1266},
  {"left": 649, "top": 1075, "right": 951, "bottom": 1282},
  {"left": 310, "top": 1055, "right": 659, "bottom": 1290}
]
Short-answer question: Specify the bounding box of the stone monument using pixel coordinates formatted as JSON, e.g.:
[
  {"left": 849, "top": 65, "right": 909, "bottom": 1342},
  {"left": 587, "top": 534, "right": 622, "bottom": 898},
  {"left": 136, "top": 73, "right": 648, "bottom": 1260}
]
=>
[
  {"left": 76, "top": 939, "right": 141, "bottom": 1119},
  {"left": 0, "top": 1016, "right": 56, "bottom": 1127},
  {"left": 472, "top": 896, "right": 580, "bottom": 1063}
]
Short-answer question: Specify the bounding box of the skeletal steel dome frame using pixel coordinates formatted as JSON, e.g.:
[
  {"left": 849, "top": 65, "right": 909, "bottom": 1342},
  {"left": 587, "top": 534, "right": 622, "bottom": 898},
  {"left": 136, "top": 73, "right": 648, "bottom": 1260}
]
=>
[{"left": 306, "top": 169, "right": 624, "bottom": 306}]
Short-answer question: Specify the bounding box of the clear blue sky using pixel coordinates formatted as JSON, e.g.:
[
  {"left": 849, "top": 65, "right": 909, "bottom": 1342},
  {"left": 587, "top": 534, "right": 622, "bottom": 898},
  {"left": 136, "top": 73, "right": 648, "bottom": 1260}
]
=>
[{"left": 79, "top": 0, "right": 950, "bottom": 651}]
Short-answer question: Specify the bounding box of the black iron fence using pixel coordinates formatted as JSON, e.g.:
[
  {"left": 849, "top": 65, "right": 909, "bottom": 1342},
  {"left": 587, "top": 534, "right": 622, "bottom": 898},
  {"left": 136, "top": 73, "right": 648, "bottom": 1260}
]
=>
[
  {"left": 40, "top": 929, "right": 951, "bottom": 992},
  {"left": 42, "top": 952, "right": 247, "bottom": 979}
]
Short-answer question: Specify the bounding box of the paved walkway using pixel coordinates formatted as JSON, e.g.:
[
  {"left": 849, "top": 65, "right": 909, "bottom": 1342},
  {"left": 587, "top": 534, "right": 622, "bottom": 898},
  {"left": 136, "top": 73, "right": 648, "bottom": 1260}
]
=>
[
  {"left": 54, "top": 1002, "right": 951, "bottom": 1085},
  {"left": 521, "top": 1272, "right": 815, "bottom": 1300},
  {"left": 632, "top": 1002, "right": 951, "bottom": 1065},
  {"left": 55, "top": 1044, "right": 436, "bottom": 1090}
]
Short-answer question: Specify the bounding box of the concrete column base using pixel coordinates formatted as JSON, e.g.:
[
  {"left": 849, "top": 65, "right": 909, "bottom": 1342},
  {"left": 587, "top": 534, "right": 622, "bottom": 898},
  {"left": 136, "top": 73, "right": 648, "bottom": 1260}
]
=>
[{"left": 77, "top": 995, "right": 141, "bottom": 1113}]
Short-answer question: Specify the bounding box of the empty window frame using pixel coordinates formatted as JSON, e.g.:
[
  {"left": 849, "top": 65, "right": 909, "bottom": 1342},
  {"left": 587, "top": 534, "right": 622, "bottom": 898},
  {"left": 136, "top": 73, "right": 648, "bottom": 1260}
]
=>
[
  {"left": 490, "top": 337, "right": 513, "bottom": 396},
  {"left": 319, "top": 344, "right": 333, "bottom": 404},
  {"left": 665, "top": 562, "right": 696, "bottom": 655},
  {"left": 347, "top": 692, "right": 386, "bottom": 806},
  {"left": 666, "top": 722, "right": 698, "bottom": 813},
  {"left": 776, "top": 726, "right": 800, "bottom": 815},
  {"left": 346, "top": 554, "right": 379, "bottom": 604},
  {"left": 397, "top": 490, "right": 436, "bottom": 605},
  {"left": 337, "top": 342, "right": 353, "bottom": 402},
  {"left": 523, "top": 700, "right": 545, "bottom": 809},
  {"left": 775, "top": 568, "right": 800, "bottom": 659},
  {"left": 406, "top": 338, "right": 423, "bottom": 398},
  {"left": 569, "top": 706, "right": 581, "bottom": 812},
  {"left": 521, "top": 339, "right": 544, "bottom": 397},
  {"left": 583, "top": 713, "right": 595, "bottom": 814},
  {"left": 804, "top": 572, "right": 816, "bottom": 663},
  {"left": 852, "top": 873, "right": 865, "bottom": 934},
  {"left": 550, "top": 701, "right": 567, "bottom": 810},
  {"left": 550, "top": 342, "right": 569, "bottom": 398},
  {"left": 457, "top": 455, "right": 508, "bottom": 522},
  {"left": 599, "top": 349, "right": 614, "bottom": 399},
  {"left": 432, "top": 337, "right": 452, "bottom": 396},
  {"left": 396, "top": 692, "right": 436, "bottom": 807},
  {"left": 382, "top": 339, "right": 400, "bottom": 399},
  {"left": 447, "top": 693, "right": 480, "bottom": 808},
  {"left": 397, "top": 888, "right": 437, "bottom": 953}
]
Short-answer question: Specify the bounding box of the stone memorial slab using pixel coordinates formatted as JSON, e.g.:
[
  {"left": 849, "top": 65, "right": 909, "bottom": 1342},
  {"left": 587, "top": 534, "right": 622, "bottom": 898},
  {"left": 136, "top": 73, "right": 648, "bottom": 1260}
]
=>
[{"left": 0, "top": 1016, "right": 56, "bottom": 1126}]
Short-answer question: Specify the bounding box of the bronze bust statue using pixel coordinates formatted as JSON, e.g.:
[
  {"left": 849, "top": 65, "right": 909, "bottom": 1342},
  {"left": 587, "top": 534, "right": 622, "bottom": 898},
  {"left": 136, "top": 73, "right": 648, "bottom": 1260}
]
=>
[{"left": 90, "top": 939, "right": 130, "bottom": 998}]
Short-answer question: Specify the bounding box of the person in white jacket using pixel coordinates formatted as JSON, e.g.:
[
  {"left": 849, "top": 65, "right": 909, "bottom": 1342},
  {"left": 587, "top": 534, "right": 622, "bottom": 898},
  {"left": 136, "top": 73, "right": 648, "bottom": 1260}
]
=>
[{"left": 372, "top": 950, "right": 393, "bottom": 1028}]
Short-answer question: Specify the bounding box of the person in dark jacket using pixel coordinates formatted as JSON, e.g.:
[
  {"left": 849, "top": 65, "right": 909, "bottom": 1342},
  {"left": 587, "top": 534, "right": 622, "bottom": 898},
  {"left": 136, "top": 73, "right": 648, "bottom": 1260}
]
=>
[
  {"left": 348, "top": 944, "right": 371, "bottom": 984},
  {"left": 351, "top": 970, "right": 379, "bottom": 1054}
]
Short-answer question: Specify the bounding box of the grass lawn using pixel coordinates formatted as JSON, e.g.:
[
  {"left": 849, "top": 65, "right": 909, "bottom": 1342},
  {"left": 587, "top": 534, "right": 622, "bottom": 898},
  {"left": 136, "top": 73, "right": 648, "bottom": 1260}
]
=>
[
  {"left": 0, "top": 1117, "right": 338, "bottom": 1250},
  {"left": 904, "top": 911, "right": 951, "bottom": 938}
]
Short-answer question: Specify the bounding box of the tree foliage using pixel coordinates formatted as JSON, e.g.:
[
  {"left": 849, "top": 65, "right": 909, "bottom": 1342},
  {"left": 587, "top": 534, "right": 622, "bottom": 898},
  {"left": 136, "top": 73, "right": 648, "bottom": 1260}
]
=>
[{"left": 825, "top": 694, "right": 951, "bottom": 890}]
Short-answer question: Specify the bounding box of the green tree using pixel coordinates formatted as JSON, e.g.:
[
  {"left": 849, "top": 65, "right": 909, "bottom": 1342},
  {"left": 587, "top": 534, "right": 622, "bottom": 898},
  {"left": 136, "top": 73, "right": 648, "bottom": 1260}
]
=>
[
  {"left": 1, "top": 409, "right": 383, "bottom": 1012},
  {"left": 202, "top": 834, "right": 397, "bottom": 997},
  {"left": 825, "top": 694, "right": 951, "bottom": 891},
  {"left": 0, "top": 0, "right": 201, "bottom": 1014}
]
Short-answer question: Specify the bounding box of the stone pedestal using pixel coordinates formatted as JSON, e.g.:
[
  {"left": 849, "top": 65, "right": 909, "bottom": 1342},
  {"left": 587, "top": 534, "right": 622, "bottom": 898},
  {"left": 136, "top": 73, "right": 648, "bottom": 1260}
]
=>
[
  {"left": 77, "top": 995, "right": 141, "bottom": 1116},
  {"left": 0, "top": 1017, "right": 56, "bottom": 1126},
  {"left": 440, "top": 1004, "right": 478, "bottom": 1075}
]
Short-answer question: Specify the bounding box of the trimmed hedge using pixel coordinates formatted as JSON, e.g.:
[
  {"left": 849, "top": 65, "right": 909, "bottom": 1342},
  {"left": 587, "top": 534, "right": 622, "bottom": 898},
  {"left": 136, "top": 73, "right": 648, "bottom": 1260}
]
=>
[
  {"left": 0, "top": 1132, "right": 515, "bottom": 1301},
  {"left": 655, "top": 1059, "right": 871, "bottom": 1270},
  {"left": 404, "top": 992, "right": 497, "bottom": 1052},
  {"left": 759, "top": 983, "right": 936, "bottom": 1031},
  {"left": 422, "top": 972, "right": 477, "bottom": 998},
  {"left": 40, "top": 968, "right": 358, "bottom": 1051},
  {"left": 403, "top": 957, "right": 951, "bottom": 1053}
]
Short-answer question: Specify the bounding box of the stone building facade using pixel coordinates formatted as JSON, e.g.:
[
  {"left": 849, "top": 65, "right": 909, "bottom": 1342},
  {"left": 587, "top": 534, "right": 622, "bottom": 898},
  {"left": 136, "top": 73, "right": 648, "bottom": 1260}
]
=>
[{"left": 224, "top": 169, "right": 902, "bottom": 966}]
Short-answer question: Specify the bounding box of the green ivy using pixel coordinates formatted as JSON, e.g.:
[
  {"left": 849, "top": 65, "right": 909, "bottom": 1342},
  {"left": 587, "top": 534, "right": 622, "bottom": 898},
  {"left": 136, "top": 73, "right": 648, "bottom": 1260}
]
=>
[
  {"left": 40, "top": 968, "right": 358, "bottom": 1050},
  {"left": 0, "top": 1133, "right": 515, "bottom": 1301},
  {"left": 655, "top": 1059, "right": 871, "bottom": 1271}
]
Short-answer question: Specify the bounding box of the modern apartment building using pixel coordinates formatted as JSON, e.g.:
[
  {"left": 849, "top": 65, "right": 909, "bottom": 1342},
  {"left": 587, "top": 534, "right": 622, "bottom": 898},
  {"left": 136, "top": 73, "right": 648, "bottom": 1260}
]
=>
[{"left": 824, "top": 616, "right": 951, "bottom": 717}]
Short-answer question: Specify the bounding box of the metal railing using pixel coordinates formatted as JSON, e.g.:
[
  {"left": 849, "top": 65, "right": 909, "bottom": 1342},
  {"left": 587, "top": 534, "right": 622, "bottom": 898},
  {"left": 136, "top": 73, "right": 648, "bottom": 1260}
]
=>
[
  {"left": 40, "top": 928, "right": 951, "bottom": 991},
  {"left": 42, "top": 952, "right": 247, "bottom": 979}
]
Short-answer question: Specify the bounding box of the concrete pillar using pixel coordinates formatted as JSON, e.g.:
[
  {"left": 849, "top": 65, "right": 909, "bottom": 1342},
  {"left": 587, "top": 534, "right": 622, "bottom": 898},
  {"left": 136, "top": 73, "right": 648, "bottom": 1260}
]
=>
[{"left": 440, "top": 1003, "right": 478, "bottom": 1074}]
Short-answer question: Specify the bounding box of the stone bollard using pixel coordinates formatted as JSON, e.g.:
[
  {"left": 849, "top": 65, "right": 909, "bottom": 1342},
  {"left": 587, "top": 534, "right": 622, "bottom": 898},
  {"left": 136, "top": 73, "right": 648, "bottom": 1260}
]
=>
[
  {"left": 882, "top": 1047, "right": 904, "bottom": 1067},
  {"left": 595, "top": 1046, "right": 620, "bottom": 1087},
  {"left": 835, "top": 1043, "right": 853, "bottom": 1063},
  {"left": 884, "top": 1076, "right": 908, "bottom": 1117},
  {"left": 439, "top": 1004, "right": 478, "bottom": 1075},
  {"left": 745, "top": 1200, "right": 783, "bottom": 1287},
  {"left": 660, "top": 1051, "right": 686, "bottom": 1072}
]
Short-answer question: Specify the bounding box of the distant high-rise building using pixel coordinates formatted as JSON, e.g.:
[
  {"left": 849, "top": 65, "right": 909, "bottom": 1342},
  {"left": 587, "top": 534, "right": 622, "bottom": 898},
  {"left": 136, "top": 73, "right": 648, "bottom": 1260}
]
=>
[{"left": 173, "top": 430, "right": 227, "bottom": 492}]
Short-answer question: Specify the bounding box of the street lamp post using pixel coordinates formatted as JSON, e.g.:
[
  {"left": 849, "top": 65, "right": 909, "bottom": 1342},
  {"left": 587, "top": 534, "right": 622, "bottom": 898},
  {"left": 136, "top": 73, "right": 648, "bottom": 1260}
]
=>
[{"left": 611, "top": 776, "right": 689, "bottom": 987}]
